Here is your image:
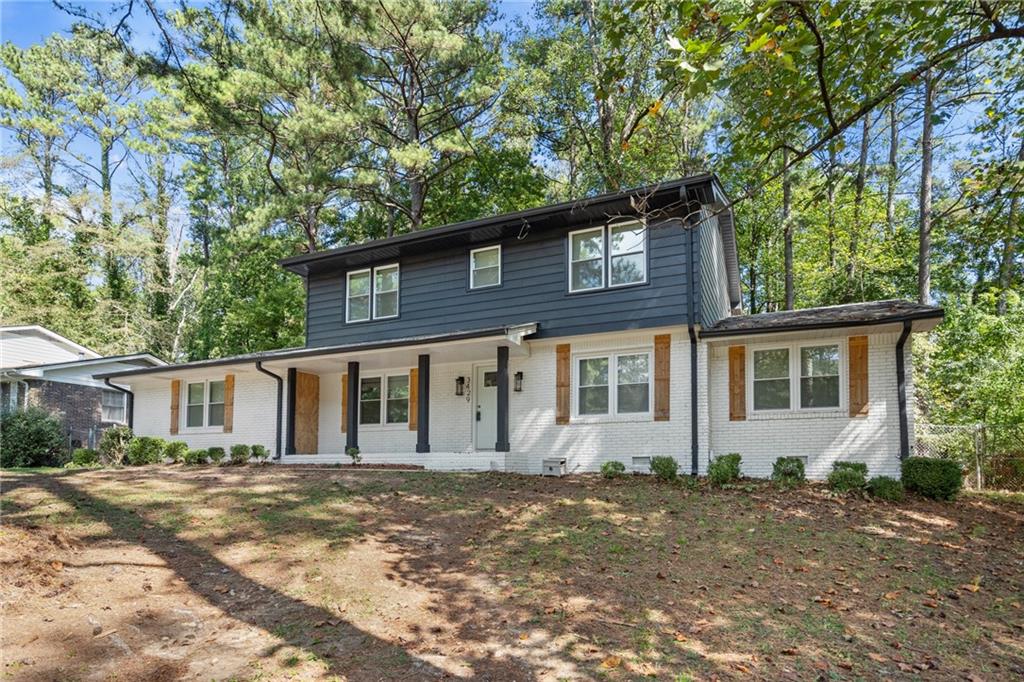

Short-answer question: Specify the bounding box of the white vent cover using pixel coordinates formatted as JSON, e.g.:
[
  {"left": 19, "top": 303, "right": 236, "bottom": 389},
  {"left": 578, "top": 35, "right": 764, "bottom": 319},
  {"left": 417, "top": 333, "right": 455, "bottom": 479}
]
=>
[{"left": 631, "top": 456, "right": 651, "bottom": 474}]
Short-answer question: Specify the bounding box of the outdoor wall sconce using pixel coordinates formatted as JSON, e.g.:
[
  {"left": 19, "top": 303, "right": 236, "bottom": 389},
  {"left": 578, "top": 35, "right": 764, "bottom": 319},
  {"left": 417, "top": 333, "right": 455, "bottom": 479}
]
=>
[
  {"left": 455, "top": 376, "right": 465, "bottom": 396},
  {"left": 514, "top": 371, "right": 524, "bottom": 392}
]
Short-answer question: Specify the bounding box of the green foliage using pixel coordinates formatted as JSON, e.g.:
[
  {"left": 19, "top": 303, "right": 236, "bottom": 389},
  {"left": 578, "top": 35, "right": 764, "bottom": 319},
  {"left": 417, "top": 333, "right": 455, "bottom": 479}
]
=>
[
  {"left": 827, "top": 463, "right": 867, "bottom": 494},
  {"left": 183, "top": 448, "right": 208, "bottom": 465},
  {"left": 72, "top": 447, "right": 100, "bottom": 466},
  {"left": 207, "top": 446, "right": 226, "bottom": 465},
  {"left": 0, "top": 408, "right": 67, "bottom": 468},
  {"left": 126, "top": 436, "right": 166, "bottom": 466},
  {"left": 229, "top": 444, "right": 251, "bottom": 465},
  {"left": 346, "top": 446, "right": 361, "bottom": 465},
  {"left": 164, "top": 441, "right": 189, "bottom": 463},
  {"left": 867, "top": 476, "right": 905, "bottom": 502},
  {"left": 649, "top": 456, "right": 679, "bottom": 481},
  {"left": 251, "top": 443, "right": 270, "bottom": 462},
  {"left": 832, "top": 461, "right": 869, "bottom": 477},
  {"left": 600, "top": 460, "right": 626, "bottom": 479},
  {"left": 771, "top": 457, "right": 806, "bottom": 488},
  {"left": 98, "top": 425, "right": 134, "bottom": 466},
  {"left": 708, "top": 453, "right": 742, "bottom": 486},
  {"left": 902, "top": 457, "right": 963, "bottom": 500}
]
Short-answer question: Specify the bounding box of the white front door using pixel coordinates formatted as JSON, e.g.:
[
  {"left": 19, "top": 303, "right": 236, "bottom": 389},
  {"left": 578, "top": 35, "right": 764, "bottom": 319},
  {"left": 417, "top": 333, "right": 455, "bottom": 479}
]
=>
[{"left": 474, "top": 365, "right": 498, "bottom": 450}]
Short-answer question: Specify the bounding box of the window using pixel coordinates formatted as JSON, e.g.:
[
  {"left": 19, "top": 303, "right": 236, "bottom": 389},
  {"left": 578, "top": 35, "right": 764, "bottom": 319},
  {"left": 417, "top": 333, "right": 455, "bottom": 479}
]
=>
[
  {"left": 470, "top": 245, "right": 501, "bottom": 288},
  {"left": 185, "top": 380, "right": 225, "bottom": 428},
  {"left": 800, "top": 344, "right": 840, "bottom": 408},
  {"left": 569, "top": 222, "right": 647, "bottom": 293},
  {"left": 101, "top": 389, "right": 126, "bottom": 423},
  {"left": 753, "top": 348, "right": 790, "bottom": 410},
  {"left": 576, "top": 352, "right": 652, "bottom": 416},
  {"left": 347, "top": 264, "right": 399, "bottom": 323},
  {"left": 360, "top": 374, "right": 409, "bottom": 425}
]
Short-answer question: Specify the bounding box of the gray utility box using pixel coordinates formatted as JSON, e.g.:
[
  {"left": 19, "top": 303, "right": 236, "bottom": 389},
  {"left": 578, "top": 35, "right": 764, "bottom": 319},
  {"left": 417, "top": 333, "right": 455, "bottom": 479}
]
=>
[{"left": 542, "top": 458, "right": 567, "bottom": 477}]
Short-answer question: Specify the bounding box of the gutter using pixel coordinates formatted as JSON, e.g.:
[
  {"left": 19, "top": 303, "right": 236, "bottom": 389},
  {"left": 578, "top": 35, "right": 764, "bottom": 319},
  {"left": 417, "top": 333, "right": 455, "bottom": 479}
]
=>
[
  {"left": 686, "top": 205, "right": 700, "bottom": 477},
  {"left": 895, "top": 320, "right": 912, "bottom": 460},
  {"left": 103, "top": 378, "right": 134, "bottom": 430},
  {"left": 255, "top": 361, "right": 284, "bottom": 461}
]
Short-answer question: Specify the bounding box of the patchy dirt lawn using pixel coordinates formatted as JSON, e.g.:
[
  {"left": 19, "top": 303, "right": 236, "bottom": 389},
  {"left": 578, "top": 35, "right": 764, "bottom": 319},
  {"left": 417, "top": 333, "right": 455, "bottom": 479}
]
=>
[{"left": 1, "top": 467, "right": 1022, "bottom": 681}]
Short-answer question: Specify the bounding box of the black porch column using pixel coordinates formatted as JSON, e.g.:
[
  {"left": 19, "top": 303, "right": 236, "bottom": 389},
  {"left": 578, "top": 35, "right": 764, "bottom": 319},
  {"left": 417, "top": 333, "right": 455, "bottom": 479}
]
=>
[
  {"left": 416, "top": 354, "right": 430, "bottom": 453},
  {"left": 496, "top": 345, "right": 510, "bottom": 451},
  {"left": 346, "top": 361, "right": 360, "bottom": 451},
  {"left": 285, "top": 367, "right": 297, "bottom": 455}
]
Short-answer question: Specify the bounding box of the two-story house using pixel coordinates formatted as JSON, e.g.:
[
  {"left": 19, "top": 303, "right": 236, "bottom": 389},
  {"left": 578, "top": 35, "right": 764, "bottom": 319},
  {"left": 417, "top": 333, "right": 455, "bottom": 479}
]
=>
[{"left": 98, "top": 176, "right": 943, "bottom": 478}]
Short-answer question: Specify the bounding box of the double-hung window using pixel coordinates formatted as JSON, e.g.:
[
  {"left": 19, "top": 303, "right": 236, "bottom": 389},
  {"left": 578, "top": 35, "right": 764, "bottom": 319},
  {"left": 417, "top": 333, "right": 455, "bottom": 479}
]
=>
[
  {"left": 185, "top": 380, "right": 225, "bottom": 428},
  {"left": 101, "top": 389, "right": 126, "bottom": 423},
  {"left": 347, "top": 264, "right": 400, "bottom": 323},
  {"left": 751, "top": 343, "right": 842, "bottom": 412},
  {"left": 799, "top": 345, "right": 840, "bottom": 408},
  {"left": 470, "top": 245, "right": 501, "bottom": 289},
  {"left": 359, "top": 375, "right": 409, "bottom": 425},
  {"left": 576, "top": 351, "right": 651, "bottom": 416},
  {"left": 569, "top": 221, "right": 647, "bottom": 293},
  {"left": 752, "top": 348, "right": 790, "bottom": 411}
]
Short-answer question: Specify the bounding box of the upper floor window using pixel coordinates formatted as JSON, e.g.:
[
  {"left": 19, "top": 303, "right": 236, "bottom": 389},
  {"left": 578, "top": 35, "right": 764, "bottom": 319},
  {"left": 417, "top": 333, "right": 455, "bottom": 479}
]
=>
[
  {"left": 347, "top": 264, "right": 400, "bottom": 323},
  {"left": 470, "top": 245, "right": 501, "bottom": 289},
  {"left": 751, "top": 343, "right": 841, "bottom": 412},
  {"left": 186, "top": 380, "right": 224, "bottom": 428},
  {"left": 101, "top": 389, "right": 126, "bottom": 423},
  {"left": 568, "top": 221, "right": 646, "bottom": 293}
]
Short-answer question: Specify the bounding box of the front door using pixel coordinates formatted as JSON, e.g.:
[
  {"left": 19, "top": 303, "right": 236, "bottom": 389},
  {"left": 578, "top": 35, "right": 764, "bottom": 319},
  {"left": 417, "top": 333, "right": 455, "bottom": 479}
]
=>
[{"left": 474, "top": 365, "right": 498, "bottom": 450}]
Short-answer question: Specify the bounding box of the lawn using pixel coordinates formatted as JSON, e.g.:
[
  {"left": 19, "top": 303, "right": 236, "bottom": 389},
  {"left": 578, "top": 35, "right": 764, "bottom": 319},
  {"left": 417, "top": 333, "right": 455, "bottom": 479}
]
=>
[{"left": 1, "top": 467, "right": 1022, "bottom": 681}]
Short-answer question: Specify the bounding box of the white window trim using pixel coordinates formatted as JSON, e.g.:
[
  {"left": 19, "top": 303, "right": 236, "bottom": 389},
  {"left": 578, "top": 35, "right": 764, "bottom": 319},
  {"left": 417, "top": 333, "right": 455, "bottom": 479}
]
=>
[
  {"left": 183, "top": 379, "right": 226, "bottom": 431},
  {"left": 358, "top": 372, "right": 410, "bottom": 429},
  {"left": 568, "top": 226, "right": 606, "bottom": 292},
  {"left": 101, "top": 389, "right": 127, "bottom": 424},
  {"left": 568, "top": 221, "right": 648, "bottom": 293},
  {"left": 571, "top": 349, "right": 654, "bottom": 421},
  {"left": 607, "top": 220, "right": 649, "bottom": 289},
  {"left": 469, "top": 245, "right": 502, "bottom": 289},
  {"left": 373, "top": 263, "right": 400, "bottom": 320},
  {"left": 346, "top": 268, "right": 372, "bottom": 323},
  {"left": 747, "top": 341, "right": 845, "bottom": 414}
]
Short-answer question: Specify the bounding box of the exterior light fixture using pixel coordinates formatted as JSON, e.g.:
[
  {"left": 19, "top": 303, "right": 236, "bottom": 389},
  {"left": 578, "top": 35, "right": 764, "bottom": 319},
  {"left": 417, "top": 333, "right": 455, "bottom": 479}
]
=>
[
  {"left": 514, "top": 371, "right": 524, "bottom": 392},
  {"left": 455, "top": 376, "right": 465, "bottom": 396}
]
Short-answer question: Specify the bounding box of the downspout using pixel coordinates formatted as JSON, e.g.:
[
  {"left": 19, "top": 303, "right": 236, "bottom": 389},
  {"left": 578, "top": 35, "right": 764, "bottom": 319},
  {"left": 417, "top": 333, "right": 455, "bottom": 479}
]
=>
[
  {"left": 255, "top": 361, "right": 284, "bottom": 460},
  {"left": 103, "top": 378, "right": 134, "bottom": 430},
  {"left": 895, "top": 320, "right": 912, "bottom": 460},
  {"left": 687, "top": 211, "right": 700, "bottom": 477}
]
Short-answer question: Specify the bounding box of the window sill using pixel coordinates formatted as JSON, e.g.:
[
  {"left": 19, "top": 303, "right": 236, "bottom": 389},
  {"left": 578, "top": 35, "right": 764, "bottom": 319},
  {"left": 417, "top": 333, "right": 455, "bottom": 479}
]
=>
[
  {"left": 571, "top": 413, "right": 653, "bottom": 425},
  {"left": 358, "top": 424, "right": 411, "bottom": 432},
  {"left": 182, "top": 426, "right": 225, "bottom": 434},
  {"left": 748, "top": 408, "right": 846, "bottom": 421}
]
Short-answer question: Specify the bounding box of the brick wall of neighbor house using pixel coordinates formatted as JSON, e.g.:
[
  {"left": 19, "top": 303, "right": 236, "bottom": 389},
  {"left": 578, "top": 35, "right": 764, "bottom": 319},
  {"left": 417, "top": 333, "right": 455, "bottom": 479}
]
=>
[
  {"left": 707, "top": 329, "right": 911, "bottom": 480},
  {"left": 24, "top": 380, "right": 112, "bottom": 449}
]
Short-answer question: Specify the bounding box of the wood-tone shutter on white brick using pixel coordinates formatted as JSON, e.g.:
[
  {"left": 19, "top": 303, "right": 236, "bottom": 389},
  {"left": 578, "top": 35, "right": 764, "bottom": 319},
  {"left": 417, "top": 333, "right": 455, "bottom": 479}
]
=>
[
  {"left": 408, "top": 368, "right": 418, "bottom": 431},
  {"left": 223, "top": 374, "right": 235, "bottom": 433},
  {"left": 341, "top": 374, "right": 348, "bottom": 433},
  {"left": 555, "top": 344, "right": 570, "bottom": 425},
  {"left": 848, "top": 336, "right": 869, "bottom": 417},
  {"left": 170, "top": 379, "right": 181, "bottom": 435},
  {"left": 728, "top": 346, "right": 746, "bottom": 421},
  {"left": 654, "top": 334, "right": 671, "bottom": 421}
]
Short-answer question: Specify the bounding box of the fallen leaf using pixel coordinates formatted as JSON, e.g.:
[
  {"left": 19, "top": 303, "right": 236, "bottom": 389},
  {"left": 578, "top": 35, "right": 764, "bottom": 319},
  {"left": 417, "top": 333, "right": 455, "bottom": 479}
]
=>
[
  {"left": 883, "top": 591, "right": 900, "bottom": 600},
  {"left": 600, "top": 655, "right": 622, "bottom": 669},
  {"left": 959, "top": 583, "right": 980, "bottom": 593}
]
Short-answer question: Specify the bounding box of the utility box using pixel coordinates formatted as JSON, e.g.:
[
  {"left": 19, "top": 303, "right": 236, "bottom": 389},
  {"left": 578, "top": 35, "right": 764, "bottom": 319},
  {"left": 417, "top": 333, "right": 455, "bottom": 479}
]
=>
[
  {"left": 542, "top": 458, "right": 567, "bottom": 477},
  {"left": 631, "top": 456, "right": 651, "bottom": 474}
]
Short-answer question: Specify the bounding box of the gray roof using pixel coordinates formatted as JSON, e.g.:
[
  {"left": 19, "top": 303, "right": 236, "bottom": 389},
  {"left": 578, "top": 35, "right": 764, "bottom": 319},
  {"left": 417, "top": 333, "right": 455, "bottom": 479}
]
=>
[{"left": 701, "top": 300, "right": 944, "bottom": 338}]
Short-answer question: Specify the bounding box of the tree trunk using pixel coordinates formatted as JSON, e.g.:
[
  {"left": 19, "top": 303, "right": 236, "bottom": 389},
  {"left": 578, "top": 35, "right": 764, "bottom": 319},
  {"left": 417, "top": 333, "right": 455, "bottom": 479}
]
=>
[
  {"left": 100, "top": 137, "right": 126, "bottom": 302},
  {"left": 886, "top": 102, "right": 899, "bottom": 235},
  {"left": 826, "top": 143, "right": 837, "bottom": 270},
  {"left": 851, "top": 113, "right": 870, "bottom": 286},
  {"left": 783, "top": 148, "right": 794, "bottom": 310},
  {"left": 997, "top": 138, "right": 1024, "bottom": 314},
  {"left": 918, "top": 71, "right": 936, "bottom": 305}
]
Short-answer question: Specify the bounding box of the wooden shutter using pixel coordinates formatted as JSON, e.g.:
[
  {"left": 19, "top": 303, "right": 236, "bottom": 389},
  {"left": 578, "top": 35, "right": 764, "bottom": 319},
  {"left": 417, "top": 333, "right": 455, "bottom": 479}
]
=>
[
  {"left": 728, "top": 345, "right": 746, "bottom": 421},
  {"left": 223, "top": 374, "right": 235, "bottom": 433},
  {"left": 170, "top": 379, "right": 180, "bottom": 435},
  {"left": 848, "top": 335, "right": 869, "bottom": 417},
  {"left": 341, "top": 373, "right": 348, "bottom": 433},
  {"left": 654, "top": 334, "right": 671, "bottom": 421},
  {"left": 408, "top": 368, "right": 418, "bottom": 431},
  {"left": 555, "top": 343, "right": 571, "bottom": 425}
]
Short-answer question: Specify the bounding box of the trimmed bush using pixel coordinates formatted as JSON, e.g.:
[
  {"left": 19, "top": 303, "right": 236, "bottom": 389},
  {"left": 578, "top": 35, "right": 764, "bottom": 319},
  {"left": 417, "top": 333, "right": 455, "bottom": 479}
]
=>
[
  {"left": 207, "top": 446, "right": 226, "bottom": 465},
  {"left": 771, "top": 457, "right": 806, "bottom": 488},
  {"left": 828, "top": 462, "right": 867, "bottom": 494},
  {"left": 230, "top": 444, "right": 251, "bottom": 465},
  {"left": 649, "top": 456, "right": 679, "bottom": 481},
  {"left": 867, "top": 476, "right": 905, "bottom": 502},
  {"left": 0, "top": 407, "right": 67, "bottom": 468},
  {"left": 183, "top": 448, "right": 207, "bottom": 465},
  {"left": 98, "top": 425, "right": 134, "bottom": 466},
  {"left": 832, "top": 461, "right": 869, "bottom": 477},
  {"left": 72, "top": 447, "right": 100, "bottom": 467},
  {"left": 251, "top": 444, "right": 270, "bottom": 463},
  {"left": 708, "top": 453, "right": 742, "bottom": 486},
  {"left": 601, "top": 460, "right": 626, "bottom": 479},
  {"left": 902, "top": 457, "right": 963, "bottom": 500},
  {"left": 164, "top": 441, "right": 188, "bottom": 463},
  {"left": 126, "top": 436, "right": 166, "bottom": 466}
]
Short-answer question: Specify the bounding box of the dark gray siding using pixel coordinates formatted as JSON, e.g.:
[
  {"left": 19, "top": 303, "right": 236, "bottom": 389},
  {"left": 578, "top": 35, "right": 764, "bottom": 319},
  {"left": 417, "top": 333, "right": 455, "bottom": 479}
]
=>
[
  {"left": 697, "top": 212, "right": 733, "bottom": 327},
  {"left": 306, "top": 219, "right": 692, "bottom": 347}
]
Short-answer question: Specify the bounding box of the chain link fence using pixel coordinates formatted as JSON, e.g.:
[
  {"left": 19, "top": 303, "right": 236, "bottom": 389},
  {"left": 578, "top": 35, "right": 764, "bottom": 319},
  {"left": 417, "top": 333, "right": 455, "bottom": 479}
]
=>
[{"left": 915, "top": 423, "right": 1024, "bottom": 491}]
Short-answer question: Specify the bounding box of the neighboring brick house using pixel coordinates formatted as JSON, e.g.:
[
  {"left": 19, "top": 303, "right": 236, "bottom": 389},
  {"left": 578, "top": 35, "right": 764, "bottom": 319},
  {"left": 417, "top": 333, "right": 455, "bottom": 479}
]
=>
[{"left": 0, "top": 326, "right": 164, "bottom": 449}]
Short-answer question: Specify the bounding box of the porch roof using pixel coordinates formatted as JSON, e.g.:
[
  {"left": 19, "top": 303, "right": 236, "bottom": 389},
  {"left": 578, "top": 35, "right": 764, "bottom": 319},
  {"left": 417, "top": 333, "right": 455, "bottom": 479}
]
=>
[{"left": 93, "top": 323, "right": 538, "bottom": 380}]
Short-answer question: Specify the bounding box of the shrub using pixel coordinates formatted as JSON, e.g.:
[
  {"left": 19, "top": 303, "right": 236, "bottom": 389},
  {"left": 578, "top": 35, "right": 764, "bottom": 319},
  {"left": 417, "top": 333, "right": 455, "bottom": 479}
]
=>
[
  {"left": 867, "top": 476, "right": 905, "bottom": 502},
  {"left": 183, "top": 448, "right": 207, "bottom": 465},
  {"left": 649, "top": 456, "right": 679, "bottom": 481},
  {"left": 251, "top": 444, "right": 270, "bottom": 463},
  {"left": 827, "top": 462, "right": 867, "bottom": 494},
  {"left": 0, "top": 407, "right": 67, "bottom": 468},
  {"left": 832, "top": 461, "right": 869, "bottom": 477},
  {"left": 346, "top": 446, "right": 361, "bottom": 464},
  {"left": 207, "top": 446, "right": 226, "bottom": 465},
  {"left": 708, "top": 453, "right": 742, "bottom": 486},
  {"left": 230, "top": 444, "right": 251, "bottom": 465},
  {"left": 98, "top": 425, "right": 133, "bottom": 466},
  {"left": 771, "top": 457, "right": 806, "bottom": 488},
  {"left": 126, "top": 436, "right": 166, "bottom": 466},
  {"left": 600, "top": 460, "right": 626, "bottom": 479},
  {"left": 164, "top": 441, "right": 188, "bottom": 464},
  {"left": 902, "top": 457, "right": 963, "bottom": 500},
  {"left": 72, "top": 448, "right": 99, "bottom": 467}
]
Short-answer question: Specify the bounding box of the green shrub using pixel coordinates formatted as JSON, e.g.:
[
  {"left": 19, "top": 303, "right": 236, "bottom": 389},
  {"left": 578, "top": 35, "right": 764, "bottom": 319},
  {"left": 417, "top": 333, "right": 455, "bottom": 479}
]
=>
[
  {"left": 126, "top": 436, "right": 166, "bottom": 466},
  {"left": 164, "top": 441, "right": 188, "bottom": 463},
  {"left": 649, "top": 456, "right": 679, "bottom": 481},
  {"left": 708, "top": 453, "right": 742, "bottom": 485},
  {"left": 207, "top": 446, "right": 226, "bottom": 465},
  {"left": 832, "top": 461, "right": 869, "bottom": 477},
  {"left": 902, "top": 457, "right": 963, "bottom": 500},
  {"left": 0, "top": 408, "right": 67, "bottom": 468},
  {"left": 72, "top": 448, "right": 99, "bottom": 466},
  {"left": 346, "top": 446, "right": 361, "bottom": 464},
  {"left": 771, "top": 457, "right": 806, "bottom": 488},
  {"left": 867, "top": 476, "right": 905, "bottom": 502},
  {"left": 251, "top": 444, "right": 270, "bottom": 462},
  {"left": 229, "top": 444, "right": 251, "bottom": 465},
  {"left": 98, "top": 425, "right": 133, "bottom": 466},
  {"left": 183, "top": 448, "right": 207, "bottom": 465},
  {"left": 827, "top": 462, "right": 867, "bottom": 494},
  {"left": 600, "top": 460, "right": 626, "bottom": 479}
]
